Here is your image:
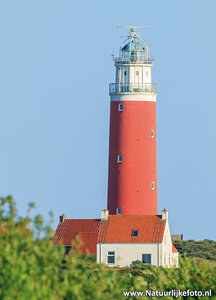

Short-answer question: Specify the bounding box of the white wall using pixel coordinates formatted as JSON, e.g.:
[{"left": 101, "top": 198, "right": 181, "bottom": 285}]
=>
[
  {"left": 97, "top": 220, "right": 179, "bottom": 268},
  {"left": 97, "top": 243, "right": 159, "bottom": 268},
  {"left": 161, "top": 220, "right": 179, "bottom": 267},
  {"left": 116, "top": 65, "right": 152, "bottom": 85}
]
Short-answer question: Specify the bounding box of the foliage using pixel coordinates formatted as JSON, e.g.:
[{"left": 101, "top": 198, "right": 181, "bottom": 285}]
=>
[
  {"left": 0, "top": 196, "right": 216, "bottom": 299},
  {"left": 173, "top": 239, "right": 216, "bottom": 261}
]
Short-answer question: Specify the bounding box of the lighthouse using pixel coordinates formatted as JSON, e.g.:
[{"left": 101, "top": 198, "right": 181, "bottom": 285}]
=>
[
  {"left": 54, "top": 27, "right": 179, "bottom": 268},
  {"left": 107, "top": 26, "right": 158, "bottom": 215}
]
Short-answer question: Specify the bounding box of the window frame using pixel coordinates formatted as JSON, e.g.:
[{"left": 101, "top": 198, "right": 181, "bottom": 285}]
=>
[
  {"left": 132, "top": 230, "right": 139, "bottom": 237},
  {"left": 118, "top": 103, "right": 124, "bottom": 112},
  {"left": 107, "top": 251, "right": 115, "bottom": 264},
  {"left": 117, "top": 154, "right": 123, "bottom": 163},
  {"left": 117, "top": 207, "right": 122, "bottom": 215},
  {"left": 142, "top": 254, "right": 151, "bottom": 264}
]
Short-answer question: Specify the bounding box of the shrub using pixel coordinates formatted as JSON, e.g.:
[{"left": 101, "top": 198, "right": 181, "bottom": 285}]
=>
[{"left": 0, "top": 196, "right": 215, "bottom": 299}]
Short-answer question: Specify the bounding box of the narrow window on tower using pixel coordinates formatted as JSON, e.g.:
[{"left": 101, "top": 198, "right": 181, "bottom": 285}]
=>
[
  {"left": 118, "top": 103, "right": 124, "bottom": 111},
  {"left": 124, "top": 71, "right": 127, "bottom": 76},
  {"left": 117, "top": 207, "right": 122, "bottom": 215},
  {"left": 117, "top": 155, "right": 123, "bottom": 163},
  {"left": 152, "top": 182, "right": 155, "bottom": 190},
  {"left": 136, "top": 71, "right": 139, "bottom": 75},
  {"left": 151, "top": 130, "right": 154, "bottom": 138}
]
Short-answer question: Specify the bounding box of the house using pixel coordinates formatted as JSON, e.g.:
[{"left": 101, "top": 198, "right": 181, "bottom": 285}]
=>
[{"left": 53, "top": 209, "right": 179, "bottom": 268}]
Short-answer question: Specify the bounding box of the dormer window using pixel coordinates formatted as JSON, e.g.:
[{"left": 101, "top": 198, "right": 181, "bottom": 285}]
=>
[{"left": 132, "top": 230, "right": 138, "bottom": 237}]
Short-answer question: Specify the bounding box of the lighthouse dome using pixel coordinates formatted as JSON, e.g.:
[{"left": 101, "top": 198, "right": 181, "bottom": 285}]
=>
[
  {"left": 120, "top": 39, "right": 147, "bottom": 62},
  {"left": 121, "top": 40, "right": 145, "bottom": 51}
]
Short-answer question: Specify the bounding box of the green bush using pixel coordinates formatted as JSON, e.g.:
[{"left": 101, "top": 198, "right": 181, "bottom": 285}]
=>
[
  {"left": 173, "top": 239, "right": 216, "bottom": 261},
  {"left": 0, "top": 196, "right": 215, "bottom": 299}
]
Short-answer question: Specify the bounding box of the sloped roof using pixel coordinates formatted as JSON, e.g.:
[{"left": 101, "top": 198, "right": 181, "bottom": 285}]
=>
[
  {"left": 53, "top": 219, "right": 100, "bottom": 248},
  {"left": 172, "top": 244, "right": 178, "bottom": 253},
  {"left": 98, "top": 215, "right": 165, "bottom": 243},
  {"left": 53, "top": 215, "right": 166, "bottom": 254},
  {"left": 78, "top": 232, "right": 98, "bottom": 254}
]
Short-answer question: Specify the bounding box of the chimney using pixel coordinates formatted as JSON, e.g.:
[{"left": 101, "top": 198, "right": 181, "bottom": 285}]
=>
[
  {"left": 162, "top": 209, "right": 168, "bottom": 221},
  {"left": 101, "top": 209, "right": 109, "bottom": 221},
  {"left": 59, "top": 214, "right": 67, "bottom": 223}
]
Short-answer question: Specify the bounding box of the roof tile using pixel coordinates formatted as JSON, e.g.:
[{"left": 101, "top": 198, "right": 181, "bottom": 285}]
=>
[{"left": 97, "top": 215, "right": 165, "bottom": 243}]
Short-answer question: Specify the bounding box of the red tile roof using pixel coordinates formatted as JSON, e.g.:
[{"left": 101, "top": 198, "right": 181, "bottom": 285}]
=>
[
  {"left": 53, "top": 219, "right": 100, "bottom": 254},
  {"left": 98, "top": 215, "right": 165, "bottom": 243},
  {"left": 53, "top": 215, "right": 166, "bottom": 254},
  {"left": 78, "top": 232, "right": 98, "bottom": 254},
  {"left": 172, "top": 244, "right": 178, "bottom": 253}
]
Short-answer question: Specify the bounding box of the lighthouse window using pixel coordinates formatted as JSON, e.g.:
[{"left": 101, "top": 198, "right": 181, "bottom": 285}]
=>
[
  {"left": 124, "top": 71, "right": 127, "bottom": 75},
  {"left": 132, "top": 230, "right": 138, "bottom": 237},
  {"left": 118, "top": 103, "right": 124, "bottom": 111},
  {"left": 152, "top": 182, "right": 155, "bottom": 190},
  {"left": 107, "top": 251, "right": 115, "bottom": 264},
  {"left": 117, "top": 207, "right": 122, "bottom": 215},
  {"left": 151, "top": 130, "right": 154, "bottom": 138},
  {"left": 117, "top": 155, "right": 123, "bottom": 163}
]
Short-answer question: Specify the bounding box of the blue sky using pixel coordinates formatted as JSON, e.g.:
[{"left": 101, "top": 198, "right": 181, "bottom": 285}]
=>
[{"left": 0, "top": 0, "right": 215, "bottom": 240}]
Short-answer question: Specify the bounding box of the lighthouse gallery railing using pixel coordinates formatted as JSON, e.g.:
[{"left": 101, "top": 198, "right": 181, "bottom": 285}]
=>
[{"left": 109, "top": 83, "right": 157, "bottom": 95}]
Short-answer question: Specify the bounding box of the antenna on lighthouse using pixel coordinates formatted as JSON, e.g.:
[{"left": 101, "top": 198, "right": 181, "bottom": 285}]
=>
[
  {"left": 117, "top": 25, "right": 151, "bottom": 60},
  {"left": 117, "top": 25, "right": 150, "bottom": 37}
]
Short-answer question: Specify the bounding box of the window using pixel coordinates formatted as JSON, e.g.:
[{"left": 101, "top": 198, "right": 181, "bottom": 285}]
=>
[
  {"left": 65, "top": 246, "right": 72, "bottom": 255},
  {"left": 152, "top": 182, "right": 155, "bottom": 190},
  {"left": 132, "top": 230, "right": 138, "bottom": 237},
  {"left": 124, "top": 71, "right": 127, "bottom": 75},
  {"left": 107, "top": 251, "right": 115, "bottom": 264},
  {"left": 151, "top": 130, "right": 154, "bottom": 138},
  {"left": 118, "top": 103, "right": 124, "bottom": 111},
  {"left": 146, "top": 72, "right": 148, "bottom": 76},
  {"left": 142, "top": 254, "right": 151, "bottom": 264},
  {"left": 117, "top": 154, "right": 123, "bottom": 163},
  {"left": 117, "top": 207, "right": 122, "bottom": 215},
  {"left": 136, "top": 71, "right": 139, "bottom": 75}
]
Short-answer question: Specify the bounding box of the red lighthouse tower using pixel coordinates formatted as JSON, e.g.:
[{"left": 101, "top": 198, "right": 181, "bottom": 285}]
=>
[{"left": 107, "top": 26, "right": 158, "bottom": 215}]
